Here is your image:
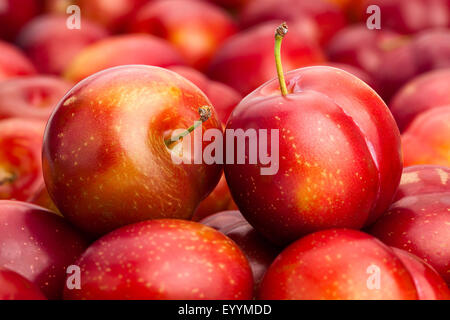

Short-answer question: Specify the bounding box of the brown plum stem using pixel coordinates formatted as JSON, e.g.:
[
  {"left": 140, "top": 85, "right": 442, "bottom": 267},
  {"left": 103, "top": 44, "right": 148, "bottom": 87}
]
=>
[
  {"left": 275, "top": 22, "right": 288, "bottom": 96},
  {"left": 0, "top": 168, "right": 16, "bottom": 186},
  {"left": 164, "top": 106, "right": 212, "bottom": 147}
]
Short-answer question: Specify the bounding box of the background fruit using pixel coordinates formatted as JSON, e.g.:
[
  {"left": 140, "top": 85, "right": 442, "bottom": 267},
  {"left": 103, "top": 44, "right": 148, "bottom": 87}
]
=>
[
  {"left": 28, "top": 183, "right": 61, "bottom": 215},
  {"left": 200, "top": 210, "right": 280, "bottom": 290},
  {"left": 168, "top": 65, "right": 242, "bottom": 125},
  {"left": 0, "top": 201, "right": 89, "bottom": 299},
  {"left": 0, "top": 76, "right": 72, "bottom": 121},
  {"left": 17, "top": 14, "right": 108, "bottom": 75},
  {"left": 394, "top": 165, "right": 450, "bottom": 202},
  {"left": 327, "top": 26, "right": 450, "bottom": 102},
  {"left": 259, "top": 229, "right": 419, "bottom": 300},
  {"left": 64, "top": 34, "right": 185, "bottom": 83},
  {"left": 0, "top": 41, "right": 36, "bottom": 80},
  {"left": 208, "top": 0, "right": 250, "bottom": 11},
  {"left": 192, "top": 174, "right": 237, "bottom": 221},
  {"left": 391, "top": 248, "right": 450, "bottom": 300},
  {"left": 129, "top": 0, "right": 237, "bottom": 71},
  {"left": 64, "top": 219, "right": 253, "bottom": 300},
  {"left": 0, "top": 118, "right": 46, "bottom": 201},
  {"left": 359, "top": 0, "right": 450, "bottom": 34},
  {"left": 0, "top": 268, "right": 46, "bottom": 300},
  {"left": 370, "top": 193, "right": 450, "bottom": 285},
  {"left": 240, "top": 0, "right": 347, "bottom": 44},
  {"left": 0, "top": 0, "right": 40, "bottom": 41},
  {"left": 208, "top": 21, "right": 325, "bottom": 95},
  {"left": 390, "top": 69, "right": 450, "bottom": 132},
  {"left": 401, "top": 106, "right": 450, "bottom": 167},
  {"left": 45, "top": 0, "right": 150, "bottom": 32}
]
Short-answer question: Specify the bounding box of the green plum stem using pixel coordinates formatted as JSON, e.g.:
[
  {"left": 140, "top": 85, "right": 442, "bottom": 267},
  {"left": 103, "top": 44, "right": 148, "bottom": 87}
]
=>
[
  {"left": 164, "top": 106, "right": 212, "bottom": 147},
  {"left": 275, "top": 22, "right": 288, "bottom": 96}
]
